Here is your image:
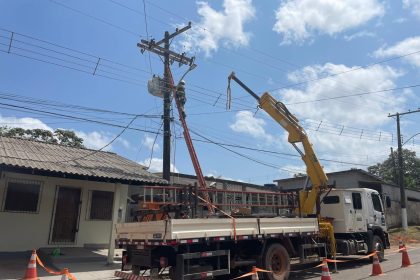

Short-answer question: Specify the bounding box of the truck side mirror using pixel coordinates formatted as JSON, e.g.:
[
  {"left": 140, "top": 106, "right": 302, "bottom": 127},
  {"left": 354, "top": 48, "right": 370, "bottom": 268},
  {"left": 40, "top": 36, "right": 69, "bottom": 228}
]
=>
[{"left": 386, "top": 196, "right": 391, "bottom": 208}]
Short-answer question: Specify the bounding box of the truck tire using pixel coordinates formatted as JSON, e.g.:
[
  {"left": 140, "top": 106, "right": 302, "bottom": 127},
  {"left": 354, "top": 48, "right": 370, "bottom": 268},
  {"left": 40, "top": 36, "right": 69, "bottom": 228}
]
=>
[
  {"left": 262, "top": 243, "right": 290, "bottom": 280},
  {"left": 372, "top": 235, "right": 385, "bottom": 262},
  {"left": 132, "top": 265, "right": 141, "bottom": 275}
]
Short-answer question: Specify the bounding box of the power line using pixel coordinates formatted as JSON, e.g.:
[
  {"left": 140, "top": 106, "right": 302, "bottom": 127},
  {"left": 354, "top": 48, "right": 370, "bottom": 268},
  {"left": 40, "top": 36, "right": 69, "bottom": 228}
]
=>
[
  {"left": 0, "top": 101, "right": 162, "bottom": 134},
  {"left": 0, "top": 90, "right": 161, "bottom": 118},
  {"left": 141, "top": 0, "right": 153, "bottom": 74},
  {"left": 266, "top": 49, "right": 420, "bottom": 93},
  {"left": 285, "top": 83, "right": 420, "bottom": 105},
  {"left": 47, "top": 0, "right": 420, "bottom": 102},
  {"left": 0, "top": 29, "right": 252, "bottom": 111},
  {"left": 108, "top": 0, "right": 170, "bottom": 27},
  {"left": 189, "top": 137, "right": 372, "bottom": 167},
  {"left": 49, "top": 0, "right": 144, "bottom": 38},
  {"left": 3, "top": 26, "right": 418, "bottom": 116},
  {"left": 146, "top": 121, "right": 163, "bottom": 169},
  {"left": 54, "top": 115, "right": 139, "bottom": 163}
]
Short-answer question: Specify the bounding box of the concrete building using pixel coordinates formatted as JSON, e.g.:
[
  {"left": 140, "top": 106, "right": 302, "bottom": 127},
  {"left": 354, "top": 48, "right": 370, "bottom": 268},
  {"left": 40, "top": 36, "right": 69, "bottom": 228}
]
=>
[
  {"left": 0, "top": 136, "right": 165, "bottom": 253},
  {"left": 274, "top": 169, "right": 420, "bottom": 228}
]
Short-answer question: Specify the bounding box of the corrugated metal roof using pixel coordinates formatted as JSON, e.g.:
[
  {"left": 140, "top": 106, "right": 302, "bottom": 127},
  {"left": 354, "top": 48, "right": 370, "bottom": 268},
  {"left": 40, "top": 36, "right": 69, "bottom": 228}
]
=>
[{"left": 0, "top": 136, "right": 167, "bottom": 184}]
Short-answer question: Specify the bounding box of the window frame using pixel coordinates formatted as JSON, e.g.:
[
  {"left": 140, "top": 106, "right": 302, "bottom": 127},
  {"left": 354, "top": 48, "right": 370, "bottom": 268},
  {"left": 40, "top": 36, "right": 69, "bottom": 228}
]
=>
[
  {"left": 323, "top": 195, "right": 340, "bottom": 204},
  {"left": 352, "top": 192, "right": 363, "bottom": 210},
  {"left": 371, "top": 193, "right": 383, "bottom": 213},
  {"left": 87, "top": 190, "right": 115, "bottom": 221},
  {"left": 2, "top": 178, "right": 43, "bottom": 214}
]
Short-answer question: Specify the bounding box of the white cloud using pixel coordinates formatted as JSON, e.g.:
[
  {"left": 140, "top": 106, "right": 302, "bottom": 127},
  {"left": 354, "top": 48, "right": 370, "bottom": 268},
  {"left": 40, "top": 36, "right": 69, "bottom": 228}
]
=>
[
  {"left": 373, "top": 36, "right": 420, "bottom": 67},
  {"left": 403, "top": 0, "right": 420, "bottom": 19},
  {"left": 273, "top": 0, "right": 384, "bottom": 44},
  {"left": 76, "top": 131, "right": 112, "bottom": 150},
  {"left": 0, "top": 115, "right": 53, "bottom": 131},
  {"left": 279, "top": 63, "right": 405, "bottom": 127},
  {"left": 272, "top": 63, "right": 409, "bottom": 176},
  {"left": 142, "top": 134, "right": 159, "bottom": 151},
  {"left": 138, "top": 157, "right": 178, "bottom": 173},
  {"left": 116, "top": 138, "right": 131, "bottom": 149},
  {"left": 180, "top": 0, "right": 255, "bottom": 56},
  {"left": 344, "top": 31, "right": 376, "bottom": 41},
  {"left": 393, "top": 17, "right": 407, "bottom": 23},
  {"left": 230, "top": 111, "right": 273, "bottom": 142}
]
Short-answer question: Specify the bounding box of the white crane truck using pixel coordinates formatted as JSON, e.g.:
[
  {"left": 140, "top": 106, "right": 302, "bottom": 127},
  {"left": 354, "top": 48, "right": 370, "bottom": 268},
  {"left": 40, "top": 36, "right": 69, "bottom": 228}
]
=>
[{"left": 115, "top": 73, "right": 389, "bottom": 280}]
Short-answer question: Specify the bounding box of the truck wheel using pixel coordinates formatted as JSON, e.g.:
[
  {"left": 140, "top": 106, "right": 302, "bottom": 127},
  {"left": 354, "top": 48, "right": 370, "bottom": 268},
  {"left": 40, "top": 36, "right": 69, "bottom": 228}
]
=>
[
  {"left": 132, "top": 265, "right": 141, "bottom": 275},
  {"left": 263, "top": 243, "right": 290, "bottom": 280},
  {"left": 372, "top": 235, "right": 385, "bottom": 262}
]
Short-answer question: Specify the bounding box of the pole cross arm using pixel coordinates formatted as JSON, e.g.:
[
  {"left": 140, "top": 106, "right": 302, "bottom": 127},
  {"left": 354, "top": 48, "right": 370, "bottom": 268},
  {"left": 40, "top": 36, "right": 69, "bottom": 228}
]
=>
[
  {"left": 153, "top": 22, "right": 192, "bottom": 46},
  {"left": 138, "top": 42, "right": 195, "bottom": 67}
]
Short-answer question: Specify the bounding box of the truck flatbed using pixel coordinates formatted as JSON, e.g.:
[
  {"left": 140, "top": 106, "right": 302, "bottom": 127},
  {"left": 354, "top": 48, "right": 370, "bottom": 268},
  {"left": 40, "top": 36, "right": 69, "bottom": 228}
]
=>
[{"left": 116, "top": 217, "right": 319, "bottom": 245}]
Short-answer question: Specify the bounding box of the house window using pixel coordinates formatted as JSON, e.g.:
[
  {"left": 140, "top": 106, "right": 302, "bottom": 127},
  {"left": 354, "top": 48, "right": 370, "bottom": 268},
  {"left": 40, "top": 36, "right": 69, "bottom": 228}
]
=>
[
  {"left": 4, "top": 180, "right": 42, "bottom": 213},
  {"left": 89, "top": 190, "right": 114, "bottom": 220}
]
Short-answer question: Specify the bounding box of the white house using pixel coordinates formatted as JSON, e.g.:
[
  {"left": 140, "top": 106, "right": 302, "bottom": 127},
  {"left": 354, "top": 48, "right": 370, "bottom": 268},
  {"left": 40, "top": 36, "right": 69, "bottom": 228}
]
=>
[{"left": 0, "top": 136, "right": 166, "bottom": 254}]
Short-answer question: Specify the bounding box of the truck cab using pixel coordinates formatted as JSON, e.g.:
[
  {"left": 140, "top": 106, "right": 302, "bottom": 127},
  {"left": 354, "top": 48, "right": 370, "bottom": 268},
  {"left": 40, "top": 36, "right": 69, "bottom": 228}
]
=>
[{"left": 321, "top": 188, "right": 389, "bottom": 259}]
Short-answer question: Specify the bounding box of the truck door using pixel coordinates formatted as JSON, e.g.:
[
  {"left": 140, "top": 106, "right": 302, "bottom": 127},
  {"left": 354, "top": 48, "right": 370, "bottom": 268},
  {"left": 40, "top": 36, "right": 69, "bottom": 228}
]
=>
[
  {"left": 371, "top": 192, "right": 386, "bottom": 230},
  {"left": 351, "top": 192, "right": 366, "bottom": 232}
]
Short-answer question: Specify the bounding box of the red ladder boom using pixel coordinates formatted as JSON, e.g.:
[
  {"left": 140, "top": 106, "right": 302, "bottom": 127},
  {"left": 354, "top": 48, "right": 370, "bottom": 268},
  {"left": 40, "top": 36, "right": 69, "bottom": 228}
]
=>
[{"left": 166, "top": 66, "right": 215, "bottom": 214}]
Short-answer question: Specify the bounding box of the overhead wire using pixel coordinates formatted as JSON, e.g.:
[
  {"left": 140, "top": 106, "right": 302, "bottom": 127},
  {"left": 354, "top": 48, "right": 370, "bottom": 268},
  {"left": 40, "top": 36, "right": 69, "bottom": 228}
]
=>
[
  {"left": 146, "top": 121, "right": 163, "bottom": 170},
  {"left": 4, "top": 27, "right": 414, "bottom": 114},
  {"left": 44, "top": 0, "right": 420, "bottom": 110},
  {"left": 49, "top": 0, "right": 144, "bottom": 38},
  {"left": 141, "top": 0, "right": 153, "bottom": 74},
  {"left": 141, "top": 0, "right": 420, "bottom": 102},
  {"left": 0, "top": 101, "right": 162, "bottom": 134},
  {"left": 54, "top": 115, "right": 139, "bottom": 163}
]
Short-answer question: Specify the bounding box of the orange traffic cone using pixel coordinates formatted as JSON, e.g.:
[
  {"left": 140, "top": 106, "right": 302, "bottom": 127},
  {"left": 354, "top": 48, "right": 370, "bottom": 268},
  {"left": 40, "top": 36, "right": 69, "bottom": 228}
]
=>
[
  {"left": 401, "top": 246, "right": 411, "bottom": 267},
  {"left": 61, "top": 268, "right": 70, "bottom": 280},
  {"left": 398, "top": 238, "right": 404, "bottom": 252},
  {"left": 371, "top": 252, "right": 383, "bottom": 276},
  {"left": 251, "top": 268, "right": 259, "bottom": 280},
  {"left": 22, "top": 250, "right": 39, "bottom": 280},
  {"left": 232, "top": 266, "right": 271, "bottom": 280},
  {"left": 321, "top": 261, "right": 332, "bottom": 280}
]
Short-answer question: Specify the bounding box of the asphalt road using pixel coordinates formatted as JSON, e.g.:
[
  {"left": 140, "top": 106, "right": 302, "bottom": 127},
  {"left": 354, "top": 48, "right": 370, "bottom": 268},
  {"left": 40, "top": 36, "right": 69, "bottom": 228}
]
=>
[{"left": 289, "top": 246, "right": 420, "bottom": 280}]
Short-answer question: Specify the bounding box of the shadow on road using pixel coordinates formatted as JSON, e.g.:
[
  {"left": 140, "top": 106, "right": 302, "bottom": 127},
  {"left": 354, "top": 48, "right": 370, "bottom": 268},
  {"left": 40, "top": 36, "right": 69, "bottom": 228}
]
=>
[{"left": 290, "top": 257, "right": 373, "bottom": 279}]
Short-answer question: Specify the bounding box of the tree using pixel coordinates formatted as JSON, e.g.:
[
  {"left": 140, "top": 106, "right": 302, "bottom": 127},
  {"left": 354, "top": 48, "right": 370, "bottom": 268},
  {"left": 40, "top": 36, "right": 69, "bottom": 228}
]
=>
[
  {"left": 293, "top": 172, "right": 306, "bottom": 178},
  {"left": 368, "top": 149, "right": 420, "bottom": 189},
  {"left": 0, "top": 126, "right": 85, "bottom": 148},
  {"left": 55, "top": 129, "right": 84, "bottom": 148}
]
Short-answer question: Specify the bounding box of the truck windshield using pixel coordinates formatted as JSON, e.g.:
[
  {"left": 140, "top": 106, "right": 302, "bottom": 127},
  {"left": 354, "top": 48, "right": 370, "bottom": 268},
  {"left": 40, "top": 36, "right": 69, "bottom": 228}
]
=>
[{"left": 372, "top": 193, "right": 383, "bottom": 212}]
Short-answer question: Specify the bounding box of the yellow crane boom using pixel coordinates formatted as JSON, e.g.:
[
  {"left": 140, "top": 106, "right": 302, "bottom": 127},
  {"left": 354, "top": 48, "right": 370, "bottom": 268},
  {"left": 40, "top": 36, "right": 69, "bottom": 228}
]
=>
[{"left": 227, "top": 72, "right": 328, "bottom": 216}]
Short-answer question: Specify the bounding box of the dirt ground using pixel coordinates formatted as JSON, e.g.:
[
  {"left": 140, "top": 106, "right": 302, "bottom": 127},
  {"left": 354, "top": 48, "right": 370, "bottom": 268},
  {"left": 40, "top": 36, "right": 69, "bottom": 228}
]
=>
[{"left": 388, "top": 226, "right": 420, "bottom": 246}]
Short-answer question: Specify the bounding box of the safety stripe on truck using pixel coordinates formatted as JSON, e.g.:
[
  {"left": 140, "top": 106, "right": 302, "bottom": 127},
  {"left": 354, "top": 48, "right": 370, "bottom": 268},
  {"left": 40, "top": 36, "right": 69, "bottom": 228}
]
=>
[
  {"left": 115, "top": 271, "right": 150, "bottom": 280},
  {"left": 117, "top": 231, "right": 318, "bottom": 248}
]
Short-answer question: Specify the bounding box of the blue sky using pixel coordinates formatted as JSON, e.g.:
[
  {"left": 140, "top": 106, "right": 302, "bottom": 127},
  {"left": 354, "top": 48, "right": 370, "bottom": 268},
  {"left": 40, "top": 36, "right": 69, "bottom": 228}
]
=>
[{"left": 1, "top": 0, "right": 419, "bottom": 185}]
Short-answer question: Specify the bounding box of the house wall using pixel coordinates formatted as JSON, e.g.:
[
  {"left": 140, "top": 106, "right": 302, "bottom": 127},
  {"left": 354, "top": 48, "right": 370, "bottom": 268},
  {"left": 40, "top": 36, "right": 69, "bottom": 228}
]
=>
[
  {"left": 0, "top": 171, "right": 128, "bottom": 252},
  {"left": 381, "top": 185, "right": 420, "bottom": 228},
  {"left": 276, "top": 173, "right": 368, "bottom": 191}
]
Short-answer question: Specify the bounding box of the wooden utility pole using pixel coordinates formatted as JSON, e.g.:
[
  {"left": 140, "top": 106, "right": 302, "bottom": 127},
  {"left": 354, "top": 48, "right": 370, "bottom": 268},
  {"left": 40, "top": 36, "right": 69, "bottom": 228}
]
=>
[
  {"left": 389, "top": 108, "right": 420, "bottom": 231},
  {"left": 138, "top": 23, "right": 195, "bottom": 181}
]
